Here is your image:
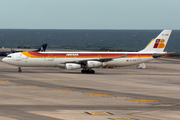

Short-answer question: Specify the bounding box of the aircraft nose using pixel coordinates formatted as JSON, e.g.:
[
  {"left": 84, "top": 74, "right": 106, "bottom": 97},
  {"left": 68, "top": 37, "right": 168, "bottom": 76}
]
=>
[{"left": 2, "top": 58, "right": 7, "bottom": 62}]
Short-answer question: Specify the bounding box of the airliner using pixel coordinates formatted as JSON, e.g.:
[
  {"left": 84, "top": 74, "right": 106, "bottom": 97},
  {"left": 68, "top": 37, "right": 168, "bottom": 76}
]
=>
[{"left": 2, "top": 30, "right": 172, "bottom": 74}]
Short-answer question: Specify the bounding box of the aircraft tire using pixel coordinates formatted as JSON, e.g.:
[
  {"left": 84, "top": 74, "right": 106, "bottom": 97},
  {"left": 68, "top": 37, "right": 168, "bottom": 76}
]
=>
[
  {"left": 81, "top": 70, "right": 86, "bottom": 73},
  {"left": 18, "top": 69, "right": 22, "bottom": 73},
  {"left": 87, "top": 70, "right": 95, "bottom": 74},
  {"left": 90, "top": 70, "right": 95, "bottom": 74},
  {"left": 85, "top": 70, "right": 90, "bottom": 74},
  {"left": 18, "top": 67, "right": 22, "bottom": 73},
  {"left": 81, "top": 69, "right": 95, "bottom": 74}
]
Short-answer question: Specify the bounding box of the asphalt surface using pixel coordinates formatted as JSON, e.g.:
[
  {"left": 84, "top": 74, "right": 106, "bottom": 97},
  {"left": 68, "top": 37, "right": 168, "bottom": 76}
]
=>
[{"left": 0, "top": 56, "right": 180, "bottom": 120}]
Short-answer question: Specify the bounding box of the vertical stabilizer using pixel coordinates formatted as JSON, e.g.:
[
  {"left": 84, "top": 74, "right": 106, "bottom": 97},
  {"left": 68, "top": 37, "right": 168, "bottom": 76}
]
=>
[
  {"left": 140, "top": 30, "right": 172, "bottom": 52},
  {"left": 33, "top": 44, "right": 47, "bottom": 52}
]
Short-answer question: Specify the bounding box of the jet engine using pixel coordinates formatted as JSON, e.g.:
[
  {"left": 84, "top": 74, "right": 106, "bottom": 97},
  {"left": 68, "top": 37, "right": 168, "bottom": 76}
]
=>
[
  {"left": 65, "top": 63, "right": 81, "bottom": 70},
  {"left": 87, "top": 61, "right": 103, "bottom": 68}
]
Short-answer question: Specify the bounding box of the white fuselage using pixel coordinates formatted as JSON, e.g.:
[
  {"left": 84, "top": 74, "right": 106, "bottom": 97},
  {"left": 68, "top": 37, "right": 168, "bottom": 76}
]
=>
[{"left": 2, "top": 52, "right": 155, "bottom": 68}]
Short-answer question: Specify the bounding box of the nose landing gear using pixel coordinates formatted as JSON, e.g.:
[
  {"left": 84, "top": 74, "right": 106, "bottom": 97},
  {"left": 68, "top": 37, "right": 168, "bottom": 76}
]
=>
[
  {"left": 81, "top": 68, "right": 95, "bottom": 74},
  {"left": 18, "top": 67, "right": 22, "bottom": 73}
]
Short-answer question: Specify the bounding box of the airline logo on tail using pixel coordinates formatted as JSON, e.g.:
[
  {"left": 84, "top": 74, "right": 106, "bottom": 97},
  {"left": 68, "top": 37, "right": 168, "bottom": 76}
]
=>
[{"left": 153, "top": 39, "right": 165, "bottom": 48}]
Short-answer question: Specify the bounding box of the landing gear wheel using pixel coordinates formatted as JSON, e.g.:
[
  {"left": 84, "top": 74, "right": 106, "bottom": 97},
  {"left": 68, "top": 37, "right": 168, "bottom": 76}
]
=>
[
  {"left": 81, "top": 69, "right": 95, "bottom": 74},
  {"left": 18, "top": 67, "right": 22, "bottom": 73},
  {"left": 81, "top": 70, "right": 86, "bottom": 73},
  {"left": 85, "top": 69, "right": 90, "bottom": 74},
  {"left": 90, "top": 70, "right": 95, "bottom": 74}
]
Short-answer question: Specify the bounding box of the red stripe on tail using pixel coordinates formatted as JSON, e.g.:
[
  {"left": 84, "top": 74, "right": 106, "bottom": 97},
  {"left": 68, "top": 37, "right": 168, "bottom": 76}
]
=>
[{"left": 153, "top": 39, "right": 160, "bottom": 48}]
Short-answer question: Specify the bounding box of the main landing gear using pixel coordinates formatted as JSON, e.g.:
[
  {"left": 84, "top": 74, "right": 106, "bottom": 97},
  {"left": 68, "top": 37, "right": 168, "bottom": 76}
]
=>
[
  {"left": 81, "top": 68, "right": 95, "bottom": 74},
  {"left": 18, "top": 67, "right": 22, "bottom": 73}
]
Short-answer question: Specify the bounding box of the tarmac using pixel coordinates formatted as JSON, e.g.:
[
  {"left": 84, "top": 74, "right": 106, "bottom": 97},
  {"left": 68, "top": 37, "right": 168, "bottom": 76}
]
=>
[{"left": 0, "top": 56, "right": 180, "bottom": 120}]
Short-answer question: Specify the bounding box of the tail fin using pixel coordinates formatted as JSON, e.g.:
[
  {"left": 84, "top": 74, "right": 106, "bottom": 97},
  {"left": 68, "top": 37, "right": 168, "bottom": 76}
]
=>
[
  {"left": 33, "top": 44, "right": 47, "bottom": 52},
  {"left": 140, "top": 30, "right": 172, "bottom": 52}
]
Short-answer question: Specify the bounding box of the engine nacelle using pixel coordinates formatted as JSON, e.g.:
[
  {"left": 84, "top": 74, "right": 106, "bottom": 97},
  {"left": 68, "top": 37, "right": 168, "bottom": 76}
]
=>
[
  {"left": 87, "top": 61, "right": 103, "bottom": 68},
  {"left": 65, "top": 63, "right": 81, "bottom": 70}
]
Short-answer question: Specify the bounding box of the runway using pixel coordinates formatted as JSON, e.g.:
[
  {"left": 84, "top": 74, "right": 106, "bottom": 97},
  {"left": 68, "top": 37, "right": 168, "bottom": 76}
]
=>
[{"left": 0, "top": 56, "right": 180, "bottom": 120}]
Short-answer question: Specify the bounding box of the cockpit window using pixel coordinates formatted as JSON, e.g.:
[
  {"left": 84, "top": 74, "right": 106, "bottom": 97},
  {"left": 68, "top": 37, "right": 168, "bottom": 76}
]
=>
[{"left": 7, "top": 56, "right": 11, "bottom": 58}]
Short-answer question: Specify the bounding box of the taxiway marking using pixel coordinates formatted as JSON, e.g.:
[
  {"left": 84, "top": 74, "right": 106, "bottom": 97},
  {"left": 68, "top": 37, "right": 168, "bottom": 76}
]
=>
[
  {"left": 18, "top": 85, "right": 38, "bottom": 87},
  {"left": 86, "top": 112, "right": 113, "bottom": 115},
  {"left": 0, "top": 80, "right": 11, "bottom": 82},
  {"left": 48, "top": 89, "right": 71, "bottom": 91}
]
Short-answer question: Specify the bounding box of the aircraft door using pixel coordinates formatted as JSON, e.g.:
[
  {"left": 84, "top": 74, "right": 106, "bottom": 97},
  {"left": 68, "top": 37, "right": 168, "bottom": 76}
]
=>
[
  {"left": 137, "top": 54, "right": 141, "bottom": 61},
  {"left": 21, "top": 54, "right": 28, "bottom": 62},
  {"left": 44, "top": 54, "right": 54, "bottom": 61},
  {"left": 12, "top": 53, "right": 21, "bottom": 61}
]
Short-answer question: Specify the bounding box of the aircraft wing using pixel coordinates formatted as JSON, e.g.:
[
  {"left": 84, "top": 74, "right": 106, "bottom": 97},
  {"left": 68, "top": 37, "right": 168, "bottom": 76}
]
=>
[{"left": 60, "top": 53, "right": 127, "bottom": 64}]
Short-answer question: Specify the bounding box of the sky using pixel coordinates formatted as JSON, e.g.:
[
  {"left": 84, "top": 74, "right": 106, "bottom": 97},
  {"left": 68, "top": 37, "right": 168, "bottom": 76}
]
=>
[{"left": 0, "top": 0, "right": 180, "bottom": 29}]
